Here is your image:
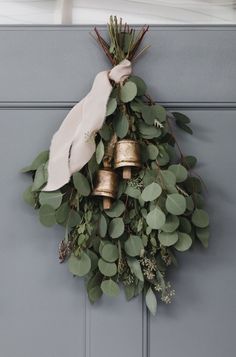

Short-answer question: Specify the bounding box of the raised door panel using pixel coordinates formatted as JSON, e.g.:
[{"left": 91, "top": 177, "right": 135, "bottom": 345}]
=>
[
  {"left": 0, "top": 26, "right": 235, "bottom": 104},
  {"left": 0, "top": 108, "right": 144, "bottom": 357},
  {"left": 149, "top": 109, "right": 236, "bottom": 357}
]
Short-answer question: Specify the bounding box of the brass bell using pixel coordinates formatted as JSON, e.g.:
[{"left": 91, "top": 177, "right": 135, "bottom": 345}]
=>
[
  {"left": 92, "top": 169, "right": 118, "bottom": 210},
  {"left": 114, "top": 139, "right": 141, "bottom": 179}
]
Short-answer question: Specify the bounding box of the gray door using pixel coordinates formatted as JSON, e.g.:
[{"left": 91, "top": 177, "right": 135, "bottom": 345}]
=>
[{"left": 0, "top": 25, "right": 235, "bottom": 357}]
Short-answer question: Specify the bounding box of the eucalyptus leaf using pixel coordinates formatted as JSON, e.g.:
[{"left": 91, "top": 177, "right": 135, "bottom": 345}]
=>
[
  {"left": 96, "top": 139, "right": 104, "bottom": 164},
  {"left": 86, "top": 250, "right": 99, "bottom": 271},
  {"left": 124, "top": 235, "right": 144, "bottom": 257},
  {"left": 184, "top": 176, "right": 202, "bottom": 194},
  {"left": 172, "top": 112, "right": 191, "bottom": 124},
  {"left": 146, "top": 208, "right": 166, "bottom": 230},
  {"left": 99, "top": 123, "right": 112, "bottom": 141},
  {"left": 68, "top": 252, "right": 91, "bottom": 277},
  {"left": 138, "top": 122, "right": 161, "bottom": 139},
  {"left": 141, "top": 105, "right": 155, "bottom": 125},
  {"left": 174, "top": 232, "right": 192, "bottom": 252},
  {"left": 141, "top": 182, "right": 162, "bottom": 202},
  {"left": 146, "top": 287, "right": 157, "bottom": 316},
  {"left": 192, "top": 209, "right": 209, "bottom": 228},
  {"left": 113, "top": 113, "right": 129, "bottom": 139},
  {"left": 32, "top": 163, "right": 47, "bottom": 191},
  {"left": 67, "top": 210, "right": 81, "bottom": 227},
  {"left": 127, "top": 257, "right": 144, "bottom": 282},
  {"left": 153, "top": 104, "right": 166, "bottom": 122},
  {"left": 39, "top": 205, "right": 56, "bottom": 227},
  {"left": 98, "top": 259, "right": 117, "bottom": 277},
  {"left": 147, "top": 144, "right": 159, "bottom": 160},
  {"left": 101, "top": 243, "right": 119, "bottom": 262},
  {"left": 182, "top": 155, "right": 197, "bottom": 169},
  {"left": 125, "top": 186, "right": 141, "bottom": 199},
  {"left": 73, "top": 172, "right": 91, "bottom": 196},
  {"left": 176, "top": 121, "right": 193, "bottom": 135},
  {"left": 98, "top": 214, "right": 107, "bottom": 238},
  {"left": 120, "top": 81, "right": 137, "bottom": 103},
  {"left": 23, "top": 186, "right": 36, "bottom": 207},
  {"left": 108, "top": 218, "right": 125, "bottom": 238},
  {"left": 129, "top": 76, "right": 147, "bottom": 96},
  {"left": 196, "top": 227, "right": 209, "bottom": 248},
  {"left": 124, "top": 285, "right": 135, "bottom": 301},
  {"left": 55, "top": 202, "right": 70, "bottom": 224},
  {"left": 105, "top": 200, "right": 125, "bottom": 218},
  {"left": 161, "top": 215, "right": 179, "bottom": 233},
  {"left": 159, "top": 170, "right": 176, "bottom": 191},
  {"left": 39, "top": 190, "right": 62, "bottom": 209},
  {"left": 101, "top": 279, "right": 120, "bottom": 297},
  {"left": 158, "top": 231, "right": 178, "bottom": 247},
  {"left": 106, "top": 97, "right": 117, "bottom": 116},
  {"left": 88, "top": 286, "right": 103, "bottom": 303},
  {"left": 179, "top": 217, "right": 192, "bottom": 234},
  {"left": 168, "top": 164, "right": 188, "bottom": 183},
  {"left": 21, "top": 150, "right": 49, "bottom": 173},
  {"left": 166, "top": 194, "right": 186, "bottom": 215}
]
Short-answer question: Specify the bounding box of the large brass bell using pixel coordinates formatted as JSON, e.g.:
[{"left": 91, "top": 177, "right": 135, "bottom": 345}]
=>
[
  {"left": 92, "top": 169, "right": 118, "bottom": 210},
  {"left": 114, "top": 139, "right": 141, "bottom": 179}
]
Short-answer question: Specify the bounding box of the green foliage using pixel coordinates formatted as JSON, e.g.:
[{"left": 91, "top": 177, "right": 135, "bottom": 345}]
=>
[
  {"left": 158, "top": 231, "right": 179, "bottom": 247},
  {"left": 146, "top": 287, "right": 157, "bottom": 316},
  {"left": 192, "top": 209, "right": 209, "bottom": 228},
  {"left": 68, "top": 252, "right": 91, "bottom": 277},
  {"left": 23, "top": 186, "right": 36, "bottom": 207},
  {"left": 168, "top": 164, "right": 188, "bottom": 183},
  {"left": 173, "top": 112, "right": 193, "bottom": 135},
  {"left": 113, "top": 113, "right": 129, "bottom": 138},
  {"left": 22, "top": 17, "right": 209, "bottom": 314},
  {"left": 108, "top": 218, "right": 125, "bottom": 238},
  {"left": 106, "top": 97, "right": 117, "bottom": 116},
  {"left": 120, "top": 81, "right": 137, "bottom": 103},
  {"left": 98, "top": 259, "right": 117, "bottom": 277},
  {"left": 39, "top": 190, "right": 62, "bottom": 209},
  {"left": 141, "top": 183, "right": 162, "bottom": 202},
  {"left": 146, "top": 208, "right": 166, "bottom": 230},
  {"left": 73, "top": 172, "right": 91, "bottom": 196},
  {"left": 21, "top": 150, "right": 49, "bottom": 173},
  {"left": 101, "top": 279, "right": 120, "bottom": 297},
  {"left": 124, "top": 235, "right": 144, "bottom": 257},
  {"left": 166, "top": 194, "right": 186, "bottom": 215},
  {"left": 174, "top": 232, "right": 192, "bottom": 251},
  {"left": 96, "top": 139, "right": 105, "bottom": 164},
  {"left": 39, "top": 205, "right": 56, "bottom": 227},
  {"left": 101, "top": 243, "right": 119, "bottom": 262},
  {"left": 98, "top": 214, "right": 107, "bottom": 237}
]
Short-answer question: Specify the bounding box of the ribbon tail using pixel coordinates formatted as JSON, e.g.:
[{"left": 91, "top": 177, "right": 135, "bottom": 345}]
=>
[{"left": 43, "top": 59, "right": 132, "bottom": 192}]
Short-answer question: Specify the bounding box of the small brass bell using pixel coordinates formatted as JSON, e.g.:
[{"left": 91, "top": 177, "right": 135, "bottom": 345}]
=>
[
  {"left": 114, "top": 139, "right": 141, "bottom": 179},
  {"left": 92, "top": 169, "right": 118, "bottom": 210}
]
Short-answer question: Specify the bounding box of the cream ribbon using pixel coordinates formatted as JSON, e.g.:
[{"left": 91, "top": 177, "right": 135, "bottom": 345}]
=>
[{"left": 43, "top": 59, "right": 132, "bottom": 192}]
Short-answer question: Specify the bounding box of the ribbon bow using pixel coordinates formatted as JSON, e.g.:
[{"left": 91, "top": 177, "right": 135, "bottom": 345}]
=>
[{"left": 43, "top": 59, "right": 132, "bottom": 192}]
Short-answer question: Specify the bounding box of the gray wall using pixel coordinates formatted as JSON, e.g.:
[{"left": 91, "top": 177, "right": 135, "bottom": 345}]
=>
[{"left": 0, "top": 25, "right": 235, "bottom": 357}]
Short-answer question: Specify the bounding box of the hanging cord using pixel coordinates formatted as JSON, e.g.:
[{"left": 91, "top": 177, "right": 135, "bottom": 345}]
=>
[{"left": 54, "top": 0, "right": 73, "bottom": 24}]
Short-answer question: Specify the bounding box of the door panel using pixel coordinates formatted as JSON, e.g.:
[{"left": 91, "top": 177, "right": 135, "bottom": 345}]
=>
[
  {"left": 0, "top": 26, "right": 236, "bottom": 104},
  {"left": 150, "top": 109, "right": 236, "bottom": 357},
  {"left": 0, "top": 109, "right": 145, "bottom": 357}
]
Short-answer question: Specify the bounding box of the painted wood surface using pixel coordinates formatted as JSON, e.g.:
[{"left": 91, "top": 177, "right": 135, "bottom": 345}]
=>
[{"left": 0, "top": 26, "right": 235, "bottom": 357}]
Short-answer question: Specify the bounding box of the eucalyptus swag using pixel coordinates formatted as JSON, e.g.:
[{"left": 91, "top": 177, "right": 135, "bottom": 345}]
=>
[{"left": 22, "top": 17, "right": 209, "bottom": 315}]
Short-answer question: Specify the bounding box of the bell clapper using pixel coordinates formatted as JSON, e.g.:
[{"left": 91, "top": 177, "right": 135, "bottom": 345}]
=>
[
  {"left": 123, "top": 166, "right": 132, "bottom": 180},
  {"left": 103, "top": 197, "right": 112, "bottom": 210}
]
